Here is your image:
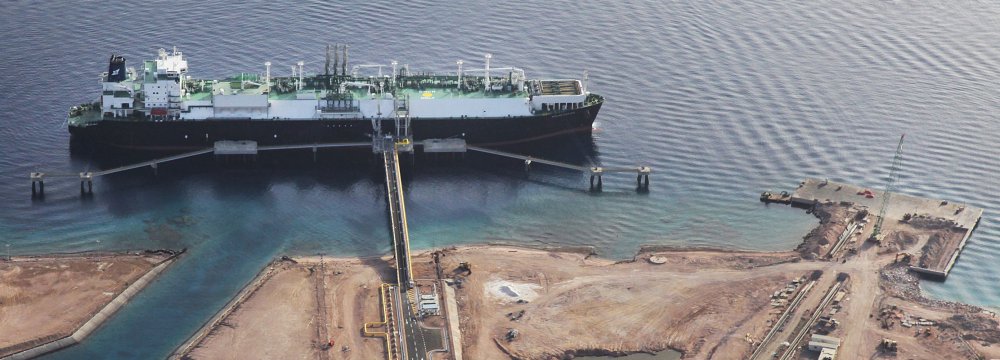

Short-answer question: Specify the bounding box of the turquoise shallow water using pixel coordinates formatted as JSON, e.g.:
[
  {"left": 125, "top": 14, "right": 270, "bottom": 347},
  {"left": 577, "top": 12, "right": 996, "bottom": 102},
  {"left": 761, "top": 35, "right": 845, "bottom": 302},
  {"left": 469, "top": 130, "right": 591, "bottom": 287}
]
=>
[{"left": 1, "top": 0, "right": 999, "bottom": 358}]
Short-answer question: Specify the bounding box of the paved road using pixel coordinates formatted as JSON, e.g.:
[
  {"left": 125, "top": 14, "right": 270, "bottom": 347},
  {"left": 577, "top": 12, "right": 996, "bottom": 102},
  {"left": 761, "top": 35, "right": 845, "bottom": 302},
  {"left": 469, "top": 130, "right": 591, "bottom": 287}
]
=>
[{"left": 401, "top": 298, "right": 442, "bottom": 360}]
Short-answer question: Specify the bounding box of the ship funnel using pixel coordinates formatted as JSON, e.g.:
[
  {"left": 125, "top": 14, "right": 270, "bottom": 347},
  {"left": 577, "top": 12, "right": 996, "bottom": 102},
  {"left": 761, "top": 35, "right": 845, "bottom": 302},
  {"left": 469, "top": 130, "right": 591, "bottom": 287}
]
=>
[{"left": 107, "top": 54, "right": 127, "bottom": 82}]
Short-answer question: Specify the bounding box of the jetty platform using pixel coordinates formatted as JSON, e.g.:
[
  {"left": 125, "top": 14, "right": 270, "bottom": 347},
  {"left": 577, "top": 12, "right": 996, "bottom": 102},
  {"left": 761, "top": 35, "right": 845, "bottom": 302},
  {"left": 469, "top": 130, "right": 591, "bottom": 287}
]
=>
[{"left": 775, "top": 178, "right": 982, "bottom": 279}]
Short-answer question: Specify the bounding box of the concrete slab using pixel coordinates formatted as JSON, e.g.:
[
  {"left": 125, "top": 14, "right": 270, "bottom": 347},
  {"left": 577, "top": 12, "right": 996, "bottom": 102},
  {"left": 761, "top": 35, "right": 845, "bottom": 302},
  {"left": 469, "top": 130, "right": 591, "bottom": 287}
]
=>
[
  {"left": 214, "top": 140, "right": 258, "bottom": 155},
  {"left": 791, "top": 178, "right": 981, "bottom": 230},
  {"left": 789, "top": 178, "right": 983, "bottom": 278},
  {"left": 421, "top": 139, "right": 467, "bottom": 153}
]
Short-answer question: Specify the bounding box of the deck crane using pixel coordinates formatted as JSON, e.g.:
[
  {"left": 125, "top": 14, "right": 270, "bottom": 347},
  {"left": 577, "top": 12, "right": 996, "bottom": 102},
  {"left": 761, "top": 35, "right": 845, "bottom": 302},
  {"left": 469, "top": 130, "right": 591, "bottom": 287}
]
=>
[{"left": 869, "top": 134, "right": 905, "bottom": 244}]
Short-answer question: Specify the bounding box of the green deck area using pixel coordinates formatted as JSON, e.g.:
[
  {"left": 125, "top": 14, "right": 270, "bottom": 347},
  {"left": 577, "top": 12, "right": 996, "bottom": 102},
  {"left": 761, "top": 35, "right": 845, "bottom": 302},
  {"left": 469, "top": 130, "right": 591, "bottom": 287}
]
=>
[
  {"left": 268, "top": 92, "right": 300, "bottom": 100},
  {"left": 67, "top": 107, "right": 105, "bottom": 125},
  {"left": 177, "top": 75, "right": 535, "bottom": 100},
  {"left": 396, "top": 87, "right": 527, "bottom": 100},
  {"left": 69, "top": 71, "right": 596, "bottom": 124},
  {"left": 187, "top": 91, "right": 212, "bottom": 101}
]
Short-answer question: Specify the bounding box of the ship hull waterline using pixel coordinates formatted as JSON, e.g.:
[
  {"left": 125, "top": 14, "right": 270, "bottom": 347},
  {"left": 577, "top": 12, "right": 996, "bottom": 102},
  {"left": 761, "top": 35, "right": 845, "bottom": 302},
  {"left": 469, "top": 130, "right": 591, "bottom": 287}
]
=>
[{"left": 69, "top": 104, "right": 601, "bottom": 153}]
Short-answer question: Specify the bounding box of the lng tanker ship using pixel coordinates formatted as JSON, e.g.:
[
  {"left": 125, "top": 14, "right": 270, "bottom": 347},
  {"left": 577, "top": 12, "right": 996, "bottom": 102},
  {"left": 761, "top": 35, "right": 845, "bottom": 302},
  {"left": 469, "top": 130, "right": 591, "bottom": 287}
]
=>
[{"left": 67, "top": 46, "right": 603, "bottom": 151}]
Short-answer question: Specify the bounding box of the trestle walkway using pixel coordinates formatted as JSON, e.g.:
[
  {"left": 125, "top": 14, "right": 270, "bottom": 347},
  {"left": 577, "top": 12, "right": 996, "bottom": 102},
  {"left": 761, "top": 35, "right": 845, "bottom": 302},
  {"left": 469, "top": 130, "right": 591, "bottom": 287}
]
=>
[
  {"left": 466, "top": 145, "right": 651, "bottom": 191},
  {"left": 31, "top": 140, "right": 651, "bottom": 196}
]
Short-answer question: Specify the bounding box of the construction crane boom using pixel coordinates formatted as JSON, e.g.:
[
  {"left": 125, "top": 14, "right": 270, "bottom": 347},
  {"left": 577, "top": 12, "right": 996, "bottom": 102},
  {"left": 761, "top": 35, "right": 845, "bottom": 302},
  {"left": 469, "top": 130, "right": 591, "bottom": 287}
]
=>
[{"left": 870, "top": 134, "right": 905, "bottom": 243}]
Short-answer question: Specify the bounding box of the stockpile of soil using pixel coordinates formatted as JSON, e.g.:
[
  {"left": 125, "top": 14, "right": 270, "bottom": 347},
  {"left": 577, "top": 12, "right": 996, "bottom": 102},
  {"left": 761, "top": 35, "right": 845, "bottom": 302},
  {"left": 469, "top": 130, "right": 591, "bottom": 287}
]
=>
[
  {"left": 796, "top": 204, "right": 850, "bottom": 259},
  {"left": 879, "top": 230, "right": 919, "bottom": 254}
]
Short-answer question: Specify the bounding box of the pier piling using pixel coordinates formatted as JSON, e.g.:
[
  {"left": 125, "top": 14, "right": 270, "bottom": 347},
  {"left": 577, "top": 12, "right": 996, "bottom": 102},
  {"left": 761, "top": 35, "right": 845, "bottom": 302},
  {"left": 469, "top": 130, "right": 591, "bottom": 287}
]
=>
[
  {"left": 79, "top": 172, "right": 94, "bottom": 194},
  {"left": 30, "top": 172, "right": 44, "bottom": 197},
  {"left": 589, "top": 167, "right": 603, "bottom": 192},
  {"left": 636, "top": 166, "right": 651, "bottom": 192},
  {"left": 466, "top": 145, "right": 650, "bottom": 192}
]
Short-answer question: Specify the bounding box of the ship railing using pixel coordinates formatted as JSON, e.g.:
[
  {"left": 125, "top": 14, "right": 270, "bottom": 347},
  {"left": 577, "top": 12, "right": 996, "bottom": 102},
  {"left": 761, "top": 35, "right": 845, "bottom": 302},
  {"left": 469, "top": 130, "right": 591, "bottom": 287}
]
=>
[{"left": 318, "top": 106, "right": 360, "bottom": 113}]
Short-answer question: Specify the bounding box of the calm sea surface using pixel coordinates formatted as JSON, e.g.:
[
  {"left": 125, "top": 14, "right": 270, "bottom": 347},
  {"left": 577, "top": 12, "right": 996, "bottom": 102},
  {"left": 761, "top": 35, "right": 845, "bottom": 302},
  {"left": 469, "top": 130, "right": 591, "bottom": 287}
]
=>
[{"left": 1, "top": 0, "right": 998, "bottom": 358}]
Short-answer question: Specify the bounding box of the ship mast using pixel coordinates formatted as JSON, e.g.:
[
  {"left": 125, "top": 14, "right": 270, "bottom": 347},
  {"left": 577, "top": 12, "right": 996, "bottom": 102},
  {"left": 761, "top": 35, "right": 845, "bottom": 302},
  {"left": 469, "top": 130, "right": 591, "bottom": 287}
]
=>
[
  {"left": 342, "top": 45, "right": 348, "bottom": 78},
  {"left": 484, "top": 53, "right": 492, "bottom": 91},
  {"left": 457, "top": 60, "right": 464, "bottom": 90},
  {"left": 324, "top": 44, "right": 331, "bottom": 76},
  {"left": 391, "top": 60, "right": 398, "bottom": 88},
  {"left": 297, "top": 61, "right": 304, "bottom": 91},
  {"left": 333, "top": 44, "right": 340, "bottom": 76},
  {"left": 264, "top": 62, "right": 271, "bottom": 93}
]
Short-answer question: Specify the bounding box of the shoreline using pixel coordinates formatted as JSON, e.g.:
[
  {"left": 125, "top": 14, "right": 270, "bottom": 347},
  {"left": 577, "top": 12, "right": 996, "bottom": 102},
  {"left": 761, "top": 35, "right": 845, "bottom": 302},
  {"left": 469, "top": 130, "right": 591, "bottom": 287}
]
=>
[
  {"left": 168, "top": 257, "right": 281, "bottom": 359},
  {"left": 266, "top": 238, "right": 990, "bottom": 307},
  {"left": 1, "top": 250, "right": 183, "bottom": 360},
  {"left": 197, "top": 202, "right": 993, "bottom": 360},
  {"left": 9, "top": 175, "right": 996, "bottom": 359},
  {"left": 173, "top": 255, "right": 388, "bottom": 359},
  {"left": 174, "top": 239, "right": 999, "bottom": 359},
  {"left": 2, "top": 249, "right": 180, "bottom": 261},
  {"left": 151, "top": 176, "right": 997, "bottom": 359}
]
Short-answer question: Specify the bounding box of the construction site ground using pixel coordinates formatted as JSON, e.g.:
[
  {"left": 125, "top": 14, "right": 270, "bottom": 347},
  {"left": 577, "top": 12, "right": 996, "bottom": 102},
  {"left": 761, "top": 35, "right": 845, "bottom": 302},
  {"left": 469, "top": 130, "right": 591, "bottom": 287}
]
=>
[
  {"left": 0, "top": 252, "right": 170, "bottom": 357},
  {"left": 12, "top": 179, "right": 994, "bottom": 360},
  {"left": 421, "top": 186, "right": 997, "bottom": 360},
  {"left": 185, "top": 257, "right": 386, "bottom": 360},
  {"left": 431, "top": 245, "right": 823, "bottom": 359},
  {"left": 179, "top": 196, "right": 1000, "bottom": 360},
  {"left": 791, "top": 178, "right": 983, "bottom": 275},
  {"left": 160, "top": 198, "right": 1000, "bottom": 360}
]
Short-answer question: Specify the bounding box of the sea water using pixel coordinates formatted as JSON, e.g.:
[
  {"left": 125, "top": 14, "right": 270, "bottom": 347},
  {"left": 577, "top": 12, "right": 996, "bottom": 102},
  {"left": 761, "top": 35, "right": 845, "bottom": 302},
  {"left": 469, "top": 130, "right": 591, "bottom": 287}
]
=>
[{"left": 1, "top": 0, "right": 998, "bottom": 358}]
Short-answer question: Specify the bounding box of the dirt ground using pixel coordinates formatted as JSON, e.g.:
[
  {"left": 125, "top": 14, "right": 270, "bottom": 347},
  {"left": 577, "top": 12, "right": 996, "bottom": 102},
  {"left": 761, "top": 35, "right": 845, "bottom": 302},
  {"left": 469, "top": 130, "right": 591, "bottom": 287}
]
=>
[
  {"left": 186, "top": 257, "right": 387, "bottom": 360},
  {"left": 180, "top": 237, "right": 1000, "bottom": 360},
  {"left": 429, "top": 235, "right": 999, "bottom": 359},
  {"left": 188, "top": 265, "right": 319, "bottom": 360},
  {"left": 0, "top": 252, "right": 169, "bottom": 357},
  {"left": 762, "top": 192, "right": 999, "bottom": 360},
  {"left": 916, "top": 228, "right": 967, "bottom": 271},
  {"left": 175, "top": 181, "right": 998, "bottom": 360},
  {"left": 432, "top": 245, "right": 826, "bottom": 359},
  {"left": 858, "top": 296, "right": 1000, "bottom": 360}
]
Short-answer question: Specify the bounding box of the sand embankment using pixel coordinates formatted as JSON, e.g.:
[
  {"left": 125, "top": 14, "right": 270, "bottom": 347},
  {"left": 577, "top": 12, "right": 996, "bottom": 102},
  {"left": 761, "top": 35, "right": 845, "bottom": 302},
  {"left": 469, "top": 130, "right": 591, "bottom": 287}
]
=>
[
  {"left": 177, "top": 257, "right": 387, "bottom": 360},
  {"left": 0, "top": 251, "right": 176, "bottom": 358}
]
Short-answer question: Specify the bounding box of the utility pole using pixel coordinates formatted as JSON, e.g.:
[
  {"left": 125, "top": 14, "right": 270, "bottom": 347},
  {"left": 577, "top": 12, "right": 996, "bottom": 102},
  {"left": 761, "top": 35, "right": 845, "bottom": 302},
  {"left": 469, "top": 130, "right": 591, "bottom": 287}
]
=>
[{"left": 869, "top": 134, "right": 905, "bottom": 244}]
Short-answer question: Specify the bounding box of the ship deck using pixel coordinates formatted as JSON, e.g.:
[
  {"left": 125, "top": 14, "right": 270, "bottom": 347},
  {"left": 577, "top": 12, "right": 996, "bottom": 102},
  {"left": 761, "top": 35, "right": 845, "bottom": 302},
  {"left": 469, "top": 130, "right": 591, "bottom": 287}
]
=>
[
  {"left": 179, "top": 82, "right": 531, "bottom": 103},
  {"left": 395, "top": 87, "right": 528, "bottom": 100}
]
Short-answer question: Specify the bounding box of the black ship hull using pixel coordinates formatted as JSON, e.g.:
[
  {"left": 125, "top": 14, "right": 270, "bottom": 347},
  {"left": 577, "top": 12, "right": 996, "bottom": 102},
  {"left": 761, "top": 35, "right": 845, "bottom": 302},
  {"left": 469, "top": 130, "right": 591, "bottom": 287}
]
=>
[{"left": 69, "top": 103, "right": 601, "bottom": 152}]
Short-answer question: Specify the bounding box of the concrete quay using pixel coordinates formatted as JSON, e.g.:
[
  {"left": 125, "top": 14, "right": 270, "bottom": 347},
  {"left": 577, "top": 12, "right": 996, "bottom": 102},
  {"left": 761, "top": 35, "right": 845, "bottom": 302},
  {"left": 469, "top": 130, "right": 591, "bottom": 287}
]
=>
[{"left": 783, "top": 178, "right": 983, "bottom": 278}]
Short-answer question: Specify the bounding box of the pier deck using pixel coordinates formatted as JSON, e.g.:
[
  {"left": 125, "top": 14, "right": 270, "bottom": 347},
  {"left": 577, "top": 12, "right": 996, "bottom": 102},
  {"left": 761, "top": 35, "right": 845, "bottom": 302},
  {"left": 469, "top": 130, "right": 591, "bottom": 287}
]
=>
[{"left": 786, "top": 178, "right": 983, "bottom": 278}]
